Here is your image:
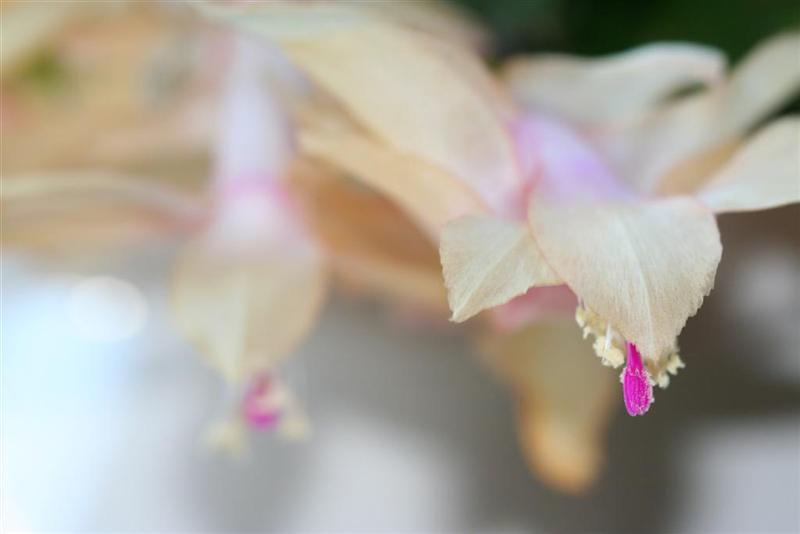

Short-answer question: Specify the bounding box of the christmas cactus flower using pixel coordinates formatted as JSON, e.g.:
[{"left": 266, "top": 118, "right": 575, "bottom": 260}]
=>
[
  {"left": 2, "top": 27, "right": 329, "bottom": 450},
  {"left": 466, "top": 35, "right": 799, "bottom": 488},
  {"left": 210, "top": 7, "right": 799, "bottom": 489},
  {"left": 452, "top": 33, "right": 800, "bottom": 412},
  {"left": 171, "top": 35, "right": 327, "bottom": 451}
]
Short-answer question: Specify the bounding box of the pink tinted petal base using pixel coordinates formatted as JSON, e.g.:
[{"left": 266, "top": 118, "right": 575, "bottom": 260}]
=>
[
  {"left": 242, "top": 374, "right": 282, "bottom": 430},
  {"left": 622, "top": 342, "right": 654, "bottom": 416},
  {"left": 210, "top": 173, "right": 318, "bottom": 250},
  {"left": 215, "top": 173, "right": 292, "bottom": 207},
  {"left": 512, "top": 114, "right": 633, "bottom": 202},
  {"left": 489, "top": 285, "right": 578, "bottom": 332}
]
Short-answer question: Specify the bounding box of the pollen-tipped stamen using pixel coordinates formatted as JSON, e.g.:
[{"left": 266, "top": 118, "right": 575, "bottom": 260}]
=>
[{"left": 622, "top": 342, "right": 654, "bottom": 416}]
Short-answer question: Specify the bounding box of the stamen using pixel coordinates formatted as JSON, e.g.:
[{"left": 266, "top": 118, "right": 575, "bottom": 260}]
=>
[
  {"left": 622, "top": 342, "right": 654, "bottom": 416},
  {"left": 242, "top": 373, "right": 282, "bottom": 429},
  {"left": 576, "top": 303, "right": 624, "bottom": 367}
]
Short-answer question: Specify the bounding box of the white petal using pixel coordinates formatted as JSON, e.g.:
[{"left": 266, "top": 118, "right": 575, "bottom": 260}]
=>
[
  {"left": 298, "top": 108, "right": 485, "bottom": 239},
  {"left": 615, "top": 32, "right": 800, "bottom": 191},
  {"left": 357, "top": 0, "right": 487, "bottom": 53},
  {"left": 698, "top": 117, "right": 800, "bottom": 213},
  {"left": 440, "top": 215, "right": 560, "bottom": 323},
  {"left": 529, "top": 193, "right": 722, "bottom": 360},
  {"left": 504, "top": 42, "right": 725, "bottom": 126},
  {"left": 172, "top": 235, "right": 327, "bottom": 382}
]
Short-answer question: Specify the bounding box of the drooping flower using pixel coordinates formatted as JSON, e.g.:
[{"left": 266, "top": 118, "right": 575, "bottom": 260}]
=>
[
  {"left": 466, "top": 34, "right": 800, "bottom": 404},
  {"left": 2, "top": 2, "right": 457, "bottom": 453},
  {"left": 210, "top": 5, "right": 799, "bottom": 488},
  {"left": 168, "top": 34, "right": 328, "bottom": 453}
]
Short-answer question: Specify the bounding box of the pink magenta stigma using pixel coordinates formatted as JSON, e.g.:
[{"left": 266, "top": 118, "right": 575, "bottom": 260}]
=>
[
  {"left": 623, "top": 342, "right": 653, "bottom": 416},
  {"left": 242, "top": 374, "right": 281, "bottom": 429}
]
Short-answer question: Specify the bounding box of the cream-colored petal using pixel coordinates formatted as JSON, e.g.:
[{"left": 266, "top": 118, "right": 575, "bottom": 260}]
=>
[
  {"left": 615, "top": 32, "right": 800, "bottom": 191},
  {"left": 298, "top": 108, "right": 485, "bottom": 238},
  {"left": 479, "top": 319, "right": 617, "bottom": 494},
  {"left": 358, "top": 0, "right": 487, "bottom": 53},
  {"left": 529, "top": 194, "right": 722, "bottom": 360},
  {"left": 697, "top": 117, "right": 800, "bottom": 213},
  {"left": 1, "top": 172, "right": 201, "bottom": 253},
  {"left": 651, "top": 140, "right": 740, "bottom": 197},
  {"left": 503, "top": 43, "right": 725, "bottom": 126},
  {"left": 171, "top": 235, "right": 327, "bottom": 383},
  {"left": 717, "top": 33, "right": 800, "bottom": 136},
  {"left": 419, "top": 33, "right": 516, "bottom": 123},
  {"left": 201, "top": 2, "right": 520, "bottom": 211},
  {"left": 441, "top": 215, "right": 560, "bottom": 323},
  {"left": 200, "top": 0, "right": 487, "bottom": 51},
  {"left": 293, "top": 162, "right": 448, "bottom": 314}
]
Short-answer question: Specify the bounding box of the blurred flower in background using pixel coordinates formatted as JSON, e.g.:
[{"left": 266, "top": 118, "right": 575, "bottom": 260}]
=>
[
  {"left": 1, "top": 1, "right": 799, "bottom": 532},
  {"left": 2, "top": 1, "right": 460, "bottom": 452}
]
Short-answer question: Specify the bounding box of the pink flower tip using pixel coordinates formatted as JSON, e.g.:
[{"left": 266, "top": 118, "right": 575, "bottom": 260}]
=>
[
  {"left": 242, "top": 373, "right": 282, "bottom": 430},
  {"left": 622, "top": 342, "right": 654, "bottom": 416}
]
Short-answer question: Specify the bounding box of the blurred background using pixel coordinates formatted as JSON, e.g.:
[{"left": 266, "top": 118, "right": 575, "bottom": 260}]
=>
[{"left": 2, "top": 1, "right": 799, "bottom": 532}]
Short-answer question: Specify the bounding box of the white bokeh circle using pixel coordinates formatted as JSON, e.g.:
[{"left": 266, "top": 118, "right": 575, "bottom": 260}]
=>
[{"left": 68, "top": 276, "right": 148, "bottom": 342}]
